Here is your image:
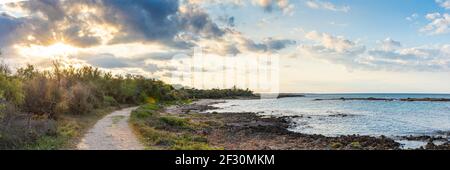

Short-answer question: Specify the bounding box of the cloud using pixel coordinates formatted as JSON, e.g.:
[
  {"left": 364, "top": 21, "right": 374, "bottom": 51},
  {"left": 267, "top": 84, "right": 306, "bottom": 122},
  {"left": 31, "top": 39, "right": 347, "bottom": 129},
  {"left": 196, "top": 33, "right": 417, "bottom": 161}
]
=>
[
  {"left": 244, "top": 37, "right": 296, "bottom": 52},
  {"left": 421, "top": 1, "right": 450, "bottom": 35},
  {"left": 85, "top": 53, "right": 131, "bottom": 69},
  {"left": 178, "top": 4, "right": 225, "bottom": 38},
  {"left": 217, "top": 15, "right": 236, "bottom": 27},
  {"left": 421, "top": 13, "right": 450, "bottom": 35},
  {"left": 187, "top": 0, "right": 244, "bottom": 7},
  {"left": 379, "top": 38, "right": 402, "bottom": 51},
  {"left": 436, "top": 0, "right": 450, "bottom": 9},
  {"left": 0, "top": 13, "right": 22, "bottom": 46},
  {"left": 304, "top": 31, "right": 363, "bottom": 53},
  {"left": 305, "top": 0, "right": 350, "bottom": 13},
  {"left": 187, "top": 0, "right": 295, "bottom": 15},
  {"left": 1, "top": 0, "right": 293, "bottom": 57},
  {"left": 299, "top": 31, "right": 365, "bottom": 68},
  {"left": 187, "top": 28, "right": 295, "bottom": 56},
  {"left": 406, "top": 13, "right": 419, "bottom": 21},
  {"left": 82, "top": 52, "right": 178, "bottom": 73},
  {"left": 208, "top": 30, "right": 296, "bottom": 55},
  {"left": 0, "top": 0, "right": 28, "bottom": 4},
  {"left": 363, "top": 46, "right": 450, "bottom": 71},
  {"left": 253, "top": 0, "right": 295, "bottom": 15},
  {"left": 298, "top": 31, "right": 450, "bottom": 72},
  {"left": 0, "top": 0, "right": 226, "bottom": 49}
]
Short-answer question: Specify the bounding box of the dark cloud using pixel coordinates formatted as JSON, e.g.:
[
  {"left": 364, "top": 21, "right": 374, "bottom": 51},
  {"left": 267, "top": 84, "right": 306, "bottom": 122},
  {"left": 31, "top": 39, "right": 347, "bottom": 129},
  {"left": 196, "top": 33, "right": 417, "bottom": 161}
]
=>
[
  {"left": 83, "top": 52, "right": 181, "bottom": 73},
  {"left": 1, "top": 0, "right": 296, "bottom": 70},
  {"left": 1, "top": 0, "right": 225, "bottom": 49},
  {"left": 0, "top": 13, "right": 22, "bottom": 46},
  {"left": 101, "top": 0, "right": 182, "bottom": 45},
  {"left": 254, "top": 0, "right": 294, "bottom": 15},
  {"left": 85, "top": 53, "right": 130, "bottom": 69},
  {"left": 244, "top": 38, "right": 296, "bottom": 52},
  {"left": 223, "top": 44, "right": 241, "bottom": 55},
  {"left": 143, "top": 52, "right": 178, "bottom": 61},
  {"left": 218, "top": 15, "right": 235, "bottom": 27},
  {"left": 265, "top": 38, "right": 296, "bottom": 50},
  {"left": 227, "top": 16, "right": 235, "bottom": 27},
  {"left": 179, "top": 5, "right": 225, "bottom": 38}
]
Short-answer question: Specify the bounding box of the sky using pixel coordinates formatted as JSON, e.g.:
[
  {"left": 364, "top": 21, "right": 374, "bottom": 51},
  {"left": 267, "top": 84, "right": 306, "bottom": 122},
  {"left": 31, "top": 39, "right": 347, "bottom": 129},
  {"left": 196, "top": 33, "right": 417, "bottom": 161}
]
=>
[{"left": 1, "top": 0, "right": 450, "bottom": 93}]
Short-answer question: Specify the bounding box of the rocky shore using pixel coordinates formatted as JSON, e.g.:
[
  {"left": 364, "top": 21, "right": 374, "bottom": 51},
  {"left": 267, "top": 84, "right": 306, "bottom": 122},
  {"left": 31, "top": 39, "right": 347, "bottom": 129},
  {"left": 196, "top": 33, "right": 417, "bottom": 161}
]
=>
[
  {"left": 203, "top": 112, "right": 400, "bottom": 150},
  {"left": 166, "top": 100, "right": 398, "bottom": 150},
  {"left": 167, "top": 99, "right": 449, "bottom": 150}
]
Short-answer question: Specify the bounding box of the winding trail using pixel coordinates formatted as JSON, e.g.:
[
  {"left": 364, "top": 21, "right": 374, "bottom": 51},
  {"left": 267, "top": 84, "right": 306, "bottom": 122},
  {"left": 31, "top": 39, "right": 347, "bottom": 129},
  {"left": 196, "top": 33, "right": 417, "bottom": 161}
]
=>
[{"left": 77, "top": 107, "right": 144, "bottom": 150}]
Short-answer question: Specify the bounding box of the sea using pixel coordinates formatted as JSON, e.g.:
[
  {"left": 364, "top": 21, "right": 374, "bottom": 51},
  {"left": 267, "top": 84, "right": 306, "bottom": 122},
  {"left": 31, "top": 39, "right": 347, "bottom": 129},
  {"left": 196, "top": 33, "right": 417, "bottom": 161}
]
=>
[{"left": 205, "top": 94, "right": 450, "bottom": 149}]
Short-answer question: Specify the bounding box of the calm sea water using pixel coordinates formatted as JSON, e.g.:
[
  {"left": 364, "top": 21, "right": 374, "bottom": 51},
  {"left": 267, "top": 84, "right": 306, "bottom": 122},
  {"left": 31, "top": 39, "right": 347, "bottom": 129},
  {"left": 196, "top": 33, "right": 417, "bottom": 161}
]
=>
[{"left": 206, "top": 94, "right": 450, "bottom": 139}]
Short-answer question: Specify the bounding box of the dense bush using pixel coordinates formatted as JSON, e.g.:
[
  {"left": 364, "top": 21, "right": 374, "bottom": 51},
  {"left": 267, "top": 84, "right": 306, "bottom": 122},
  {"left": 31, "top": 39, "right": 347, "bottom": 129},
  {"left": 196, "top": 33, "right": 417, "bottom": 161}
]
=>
[
  {"left": 13, "top": 62, "right": 190, "bottom": 116},
  {"left": 22, "top": 75, "right": 67, "bottom": 118},
  {"left": 67, "top": 82, "right": 96, "bottom": 115}
]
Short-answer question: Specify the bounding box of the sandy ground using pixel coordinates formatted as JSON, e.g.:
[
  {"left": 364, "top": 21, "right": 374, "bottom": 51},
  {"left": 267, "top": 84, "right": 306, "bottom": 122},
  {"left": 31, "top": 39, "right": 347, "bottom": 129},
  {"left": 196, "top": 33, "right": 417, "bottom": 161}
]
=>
[{"left": 77, "top": 107, "right": 144, "bottom": 150}]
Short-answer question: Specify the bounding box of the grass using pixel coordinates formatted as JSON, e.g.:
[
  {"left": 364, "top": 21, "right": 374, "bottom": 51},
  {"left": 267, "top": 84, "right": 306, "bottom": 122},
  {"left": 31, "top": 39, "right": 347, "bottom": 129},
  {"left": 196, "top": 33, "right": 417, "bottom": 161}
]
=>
[
  {"left": 130, "top": 103, "right": 221, "bottom": 150},
  {"left": 25, "top": 106, "right": 120, "bottom": 150},
  {"left": 159, "top": 116, "right": 191, "bottom": 129}
]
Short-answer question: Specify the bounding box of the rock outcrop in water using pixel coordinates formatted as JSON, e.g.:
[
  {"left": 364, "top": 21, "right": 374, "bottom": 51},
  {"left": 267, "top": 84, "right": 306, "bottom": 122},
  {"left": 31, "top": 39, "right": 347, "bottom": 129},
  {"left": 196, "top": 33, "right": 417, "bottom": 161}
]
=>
[
  {"left": 400, "top": 98, "right": 450, "bottom": 102},
  {"left": 314, "top": 97, "right": 394, "bottom": 101},
  {"left": 314, "top": 97, "right": 450, "bottom": 102},
  {"left": 276, "top": 93, "right": 306, "bottom": 99},
  {"left": 424, "top": 142, "right": 450, "bottom": 150}
]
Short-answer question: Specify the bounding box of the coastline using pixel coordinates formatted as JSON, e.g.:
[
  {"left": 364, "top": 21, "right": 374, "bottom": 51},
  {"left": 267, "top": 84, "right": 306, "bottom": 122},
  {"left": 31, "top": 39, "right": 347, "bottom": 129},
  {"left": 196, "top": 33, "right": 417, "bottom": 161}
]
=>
[
  {"left": 158, "top": 99, "right": 373, "bottom": 149},
  {"left": 164, "top": 99, "right": 449, "bottom": 150}
]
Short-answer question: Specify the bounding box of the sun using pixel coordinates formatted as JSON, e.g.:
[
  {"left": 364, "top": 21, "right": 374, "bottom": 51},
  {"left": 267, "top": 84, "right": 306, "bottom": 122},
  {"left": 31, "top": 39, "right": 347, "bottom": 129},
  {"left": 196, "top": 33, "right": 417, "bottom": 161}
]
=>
[{"left": 15, "top": 42, "right": 79, "bottom": 58}]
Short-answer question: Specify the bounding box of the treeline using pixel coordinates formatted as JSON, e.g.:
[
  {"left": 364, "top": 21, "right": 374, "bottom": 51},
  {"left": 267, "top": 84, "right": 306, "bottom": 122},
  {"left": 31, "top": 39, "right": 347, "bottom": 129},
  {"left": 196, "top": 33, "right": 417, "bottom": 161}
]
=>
[
  {"left": 182, "top": 87, "right": 255, "bottom": 99},
  {"left": 0, "top": 61, "right": 255, "bottom": 149}
]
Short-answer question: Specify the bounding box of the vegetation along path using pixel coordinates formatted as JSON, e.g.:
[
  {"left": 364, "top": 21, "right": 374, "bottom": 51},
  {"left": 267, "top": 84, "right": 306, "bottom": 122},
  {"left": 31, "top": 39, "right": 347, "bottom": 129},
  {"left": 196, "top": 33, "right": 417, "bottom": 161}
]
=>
[{"left": 77, "top": 107, "right": 144, "bottom": 150}]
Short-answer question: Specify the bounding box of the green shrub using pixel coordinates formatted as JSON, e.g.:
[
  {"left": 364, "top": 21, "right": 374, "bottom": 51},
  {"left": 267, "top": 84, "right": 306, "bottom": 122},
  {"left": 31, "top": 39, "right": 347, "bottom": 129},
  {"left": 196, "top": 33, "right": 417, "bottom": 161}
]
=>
[
  {"left": 26, "top": 135, "right": 65, "bottom": 150},
  {"left": 141, "top": 103, "right": 160, "bottom": 110},
  {"left": 131, "top": 104, "right": 159, "bottom": 119},
  {"left": 134, "top": 110, "right": 154, "bottom": 119},
  {"left": 331, "top": 142, "right": 343, "bottom": 149},
  {"left": 159, "top": 116, "right": 191, "bottom": 128},
  {"left": 57, "top": 121, "right": 81, "bottom": 138},
  {"left": 0, "top": 75, "right": 24, "bottom": 106},
  {"left": 349, "top": 142, "right": 362, "bottom": 149},
  {"left": 103, "top": 96, "right": 118, "bottom": 107}
]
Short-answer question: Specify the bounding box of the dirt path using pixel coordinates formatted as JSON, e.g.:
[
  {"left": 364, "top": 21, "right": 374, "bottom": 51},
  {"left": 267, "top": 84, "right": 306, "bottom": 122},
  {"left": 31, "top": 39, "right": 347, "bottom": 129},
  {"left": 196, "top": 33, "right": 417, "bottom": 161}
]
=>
[{"left": 77, "top": 107, "right": 144, "bottom": 150}]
